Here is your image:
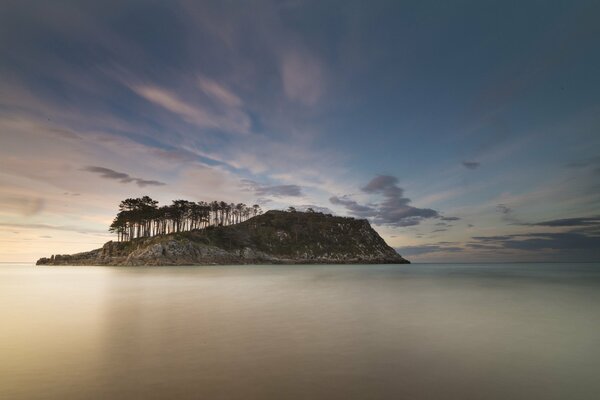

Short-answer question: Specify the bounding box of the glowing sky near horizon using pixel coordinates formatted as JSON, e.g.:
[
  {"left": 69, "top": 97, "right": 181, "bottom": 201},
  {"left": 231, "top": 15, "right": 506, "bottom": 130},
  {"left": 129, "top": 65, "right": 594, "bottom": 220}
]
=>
[{"left": 0, "top": 0, "right": 599, "bottom": 262}]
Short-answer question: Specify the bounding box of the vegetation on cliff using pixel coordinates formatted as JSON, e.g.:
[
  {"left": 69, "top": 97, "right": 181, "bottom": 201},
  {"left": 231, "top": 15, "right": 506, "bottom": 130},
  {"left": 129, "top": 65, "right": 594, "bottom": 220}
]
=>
[
  {"left": 109, "top": 196, "right": 262, "bottom": 241},
  {"left": 38, "top": 210, "right": 409, "bottom": 265}
]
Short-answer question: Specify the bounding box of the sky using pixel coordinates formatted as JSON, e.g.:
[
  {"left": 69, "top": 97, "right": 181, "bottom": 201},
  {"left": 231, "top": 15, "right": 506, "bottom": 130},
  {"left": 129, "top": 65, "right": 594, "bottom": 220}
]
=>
[{"left": 1, "top": 0, "right": 599, "bottom": 263}]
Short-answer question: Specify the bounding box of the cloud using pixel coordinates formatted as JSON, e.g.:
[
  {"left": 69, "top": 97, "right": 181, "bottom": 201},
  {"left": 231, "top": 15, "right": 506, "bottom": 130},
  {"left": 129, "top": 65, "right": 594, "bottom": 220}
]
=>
[
  {"left": 462, "top": 161, "right": 481, "bottom": 169},
  {"left": 495, "top": 203, "right": 523, "bottom": 224},
  {"left": 496, "top": 204, "right": 512, "bottom": 215},
  {"left": 130, "top": 84, "right": 250, "bottom": 134},
  {"left": 131, "top": 85, "right": 218, "bottom": 127},
  {"left": 197, "top": 76, "right": 242, "bottom": 107},
  {"left": 402, "top": 220, "right": 600, "bottom": 260},
  {"left": 330, "top": 175, "right": 439, "bottom": 227},
  {"left": 524, "top": 215, "right": 600, "bottom": 227},
  {"left": 365, "top": 175, "right": 439, "bottom": 226},
  {"left": 258, "top": 185, "right": 302, "bottom": 197},
  {"left": 471, "top": 235, "right": 513, "bottom": 243},
  {"left": 0, "top": 195, "right": 45, "bottom": 216},
  {"left": 362, "top": 175, "right": 402, "bottom": 194},
  {"left": 134, "top": 178, "right": 167, "bottom": 188},
  {"left": 242, "top": 180, "right": 303, "bottom": 197},
  {"left": 468, "top": 212, "right": 600, "bottom": 260},
  {"left": 398, "top": 245, "right": 463, "bottom": 256},
  {"left": 329, "top": 196, "right": 376, "bottom": 217},
  {"left": 82, "top": 166, "right": 166, "bottom": 187},
  {"left": 440, "top": 216, "right": 460, "bottom": 221},
  {"left": 463, "top": 243, "right": 491, "bottom": 249},
  {"left": 496, "top": 204, "right": 521, "bottom": 225},
  {"left": 470, "top": 232, "right": 600, "bottom": 253}
]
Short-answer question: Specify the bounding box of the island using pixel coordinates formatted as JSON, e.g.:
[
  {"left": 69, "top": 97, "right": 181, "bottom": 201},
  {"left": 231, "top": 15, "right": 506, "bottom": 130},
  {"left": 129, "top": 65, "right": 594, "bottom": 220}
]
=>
[
  {"left": 37, "top": 197, "right": 409, "bottom": 266},
  {"left": 37, "top": 210, "right": 409, "bottom": 266}
]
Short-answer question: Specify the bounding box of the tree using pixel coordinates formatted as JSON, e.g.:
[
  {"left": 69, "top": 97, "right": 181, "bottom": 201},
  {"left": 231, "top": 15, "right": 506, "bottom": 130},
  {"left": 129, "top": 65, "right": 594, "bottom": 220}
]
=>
[{"left": 109, "top": 196, "right": 264, "bottom": 241}]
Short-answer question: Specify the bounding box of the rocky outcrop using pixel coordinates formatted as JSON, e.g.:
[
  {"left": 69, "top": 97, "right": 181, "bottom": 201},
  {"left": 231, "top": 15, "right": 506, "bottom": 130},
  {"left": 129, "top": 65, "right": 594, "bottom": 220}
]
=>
[{"left": 37, "top": 210, "right": 409, "bottom": 266}]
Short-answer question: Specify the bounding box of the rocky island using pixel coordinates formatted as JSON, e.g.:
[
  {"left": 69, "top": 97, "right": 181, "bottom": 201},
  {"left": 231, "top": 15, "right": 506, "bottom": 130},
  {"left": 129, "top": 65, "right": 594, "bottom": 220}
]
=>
[{"left": 37, "top": 210, "right": 409, "bottom": 266}]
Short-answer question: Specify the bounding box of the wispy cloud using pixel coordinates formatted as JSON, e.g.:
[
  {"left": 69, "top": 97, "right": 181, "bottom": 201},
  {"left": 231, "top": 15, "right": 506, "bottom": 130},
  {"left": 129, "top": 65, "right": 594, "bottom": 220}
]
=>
[
  {"left": 0, "top": 195, "right": 45, "bottom": 216},
  {"left": 462, "top": 161, "right": 481, "bottom": 169},
  {"left": 496, "top": 204, "right": 513, "bottom": 215},
  {"left": 130, "top": 84, "right": 251, "bottom": 134},
  {"left": 197, "top": 76, "right": 242, "bottom": 107},
  {"left": 242, "top": 180, "right": 303, "bottom": 197},
  {"left": 82, "top": 166, "right": 166, "bottom": 187},
  {"left": 131, "top": 85, "right": 217, "bottom": 128},
  {"left": 495, "top": 204, "right": 520, "bottom": 223}
]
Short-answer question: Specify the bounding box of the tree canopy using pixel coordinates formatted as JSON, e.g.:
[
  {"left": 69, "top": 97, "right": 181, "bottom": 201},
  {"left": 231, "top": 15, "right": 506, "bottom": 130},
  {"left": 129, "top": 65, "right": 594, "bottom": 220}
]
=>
[{"left": 109, "top": 197, "right": 262, "bottom": 241}]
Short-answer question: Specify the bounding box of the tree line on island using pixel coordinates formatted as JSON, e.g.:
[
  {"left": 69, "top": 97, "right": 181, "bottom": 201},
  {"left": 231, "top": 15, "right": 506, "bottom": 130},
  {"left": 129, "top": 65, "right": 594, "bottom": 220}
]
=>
[{"left": 109, "top": 196, "right": 263, "bottom": 242}]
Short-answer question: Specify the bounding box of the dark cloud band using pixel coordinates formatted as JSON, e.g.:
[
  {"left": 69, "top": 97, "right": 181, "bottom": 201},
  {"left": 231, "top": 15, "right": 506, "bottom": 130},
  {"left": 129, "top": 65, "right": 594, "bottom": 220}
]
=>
[
  {"left": 524, "top": 216, "right": 600, "bottom": 227},
  {"left": 462, "top": 161, "right": 480, "bottom": 169},
  {"left": 82, "top": 166, "right": 166, "bottom": 187}
]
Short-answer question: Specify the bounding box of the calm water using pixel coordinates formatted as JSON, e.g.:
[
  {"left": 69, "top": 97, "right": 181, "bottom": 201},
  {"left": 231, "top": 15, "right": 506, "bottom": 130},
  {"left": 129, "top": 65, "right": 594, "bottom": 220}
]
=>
[{"left": 1, "top": 263, "right": 599, "bottom": 400}]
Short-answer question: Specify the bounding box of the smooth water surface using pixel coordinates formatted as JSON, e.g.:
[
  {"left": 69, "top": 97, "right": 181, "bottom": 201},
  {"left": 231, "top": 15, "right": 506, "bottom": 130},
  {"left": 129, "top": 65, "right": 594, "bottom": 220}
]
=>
[{"left": 1, "top": 263, "right": 599, "bottom": 399}]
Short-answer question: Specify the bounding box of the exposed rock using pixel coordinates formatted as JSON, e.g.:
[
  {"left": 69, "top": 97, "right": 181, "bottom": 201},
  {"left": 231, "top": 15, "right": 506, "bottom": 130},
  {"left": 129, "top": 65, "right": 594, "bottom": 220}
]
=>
[{"left": 37, "top": 210, "right": 409, "bottom": 266}]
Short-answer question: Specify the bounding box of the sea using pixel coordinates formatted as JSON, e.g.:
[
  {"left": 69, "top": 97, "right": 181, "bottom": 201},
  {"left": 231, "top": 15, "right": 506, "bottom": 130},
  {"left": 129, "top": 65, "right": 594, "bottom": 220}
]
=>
[{"left": 1, "top": 263, "right": 599, "bottom": 400}]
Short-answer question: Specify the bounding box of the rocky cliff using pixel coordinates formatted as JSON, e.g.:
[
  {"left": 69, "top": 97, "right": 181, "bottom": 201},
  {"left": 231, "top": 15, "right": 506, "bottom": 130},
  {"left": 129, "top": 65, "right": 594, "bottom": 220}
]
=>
[{"left": 36, "top": 210, "right": 409, "bottom": 266}]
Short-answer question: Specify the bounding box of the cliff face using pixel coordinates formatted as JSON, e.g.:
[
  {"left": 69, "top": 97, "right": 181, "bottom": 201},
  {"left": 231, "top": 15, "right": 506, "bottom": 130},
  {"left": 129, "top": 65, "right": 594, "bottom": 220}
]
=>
[{"left": 37, "top": 210, "right": 409, "bottom": 266}]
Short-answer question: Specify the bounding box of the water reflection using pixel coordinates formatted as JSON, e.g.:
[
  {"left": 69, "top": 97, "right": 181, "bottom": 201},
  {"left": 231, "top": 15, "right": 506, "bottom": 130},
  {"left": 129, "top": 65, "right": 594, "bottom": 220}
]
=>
[{"left": 1, "top": 264, "right": 599, "bottom": 399}]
